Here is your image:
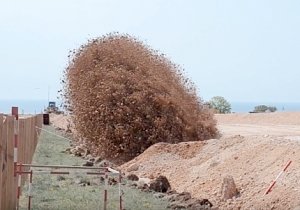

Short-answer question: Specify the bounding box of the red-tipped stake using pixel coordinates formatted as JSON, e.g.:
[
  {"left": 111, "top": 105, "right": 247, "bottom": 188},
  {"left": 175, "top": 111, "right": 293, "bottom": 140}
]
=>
[{"left": 264, "top": 160, "right": 292, "bottom": 195}]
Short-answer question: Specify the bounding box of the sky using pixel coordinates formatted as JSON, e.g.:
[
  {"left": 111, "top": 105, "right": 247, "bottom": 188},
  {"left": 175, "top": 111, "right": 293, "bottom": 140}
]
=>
[{"left": 0, "top": 0, "right": 299, "bottom": 103}]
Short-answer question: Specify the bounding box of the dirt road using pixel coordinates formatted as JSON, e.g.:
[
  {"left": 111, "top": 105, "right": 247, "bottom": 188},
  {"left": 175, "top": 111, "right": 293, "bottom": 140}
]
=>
[{"left": 217, "top": 112, "right": 300, "bottom": 138}]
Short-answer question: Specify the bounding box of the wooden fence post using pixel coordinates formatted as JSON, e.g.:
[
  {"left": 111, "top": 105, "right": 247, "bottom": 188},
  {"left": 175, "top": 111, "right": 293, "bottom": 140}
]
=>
[
  {"left": 1, "top": 117, "right": 8, "bottom": 210},
  {"left": 7, "top": 116, "right": 15, "bottom": 209},
  {"left": 0, "top": 114, "right": 3, "bottom": 209},
  {"left": 19, "top": 119, "right": 27, "bottom": 186},
  {"left": 12, "top": 107, "right": 19, "bottom": 209},
  {"left": 0, "top": 113, "right": 42, "bottom": 210}
]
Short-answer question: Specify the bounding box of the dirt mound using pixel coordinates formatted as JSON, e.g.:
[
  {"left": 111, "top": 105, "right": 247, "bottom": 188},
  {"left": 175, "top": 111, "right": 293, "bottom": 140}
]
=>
[
  {"left": 121, "top": 119, "right": 300, "bottom": 209},
  {"left": 62, "top": 33, "right": 217, "bottom": 161}
]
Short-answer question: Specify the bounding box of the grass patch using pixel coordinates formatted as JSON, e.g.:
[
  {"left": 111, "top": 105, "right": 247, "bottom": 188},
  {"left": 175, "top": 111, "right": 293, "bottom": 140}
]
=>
[{"left": 19, "top": 126, "right": 169, "bottom": 210}]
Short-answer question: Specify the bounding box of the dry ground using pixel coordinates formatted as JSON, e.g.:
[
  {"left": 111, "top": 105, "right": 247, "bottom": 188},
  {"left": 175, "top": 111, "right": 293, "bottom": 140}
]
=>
[
  {"left": 51, "top": 112, "right": 300, "bottom": 209},
  {"left": 121, "top": 112, "right": 300, "bottom": 210}
]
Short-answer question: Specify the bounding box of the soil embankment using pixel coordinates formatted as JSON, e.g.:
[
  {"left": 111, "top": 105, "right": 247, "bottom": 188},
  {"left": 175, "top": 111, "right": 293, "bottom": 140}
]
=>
[
  {"left": 51, "top": 112, "right": 300, "bottom": 209},
  {"left": 122, "top": 112, "right": 300, "bottom": 209}
]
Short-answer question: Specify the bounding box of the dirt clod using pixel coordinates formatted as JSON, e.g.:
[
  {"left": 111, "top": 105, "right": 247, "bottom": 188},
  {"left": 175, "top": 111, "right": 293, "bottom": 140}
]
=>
[
  {"left": 127, "top": 174, "right": 139, "bottom": 181},
  {"left": 149, "top": 175, "right": 171, "bottom": 193},
  {"left": 108, "top": 177, "right": 118, "bottom": 185},
  {"left": 82, "top": 161, "right": 94, "bottom": 167}
]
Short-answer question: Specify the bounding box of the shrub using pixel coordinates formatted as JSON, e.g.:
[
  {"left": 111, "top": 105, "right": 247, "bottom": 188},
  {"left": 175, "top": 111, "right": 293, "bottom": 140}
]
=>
[
  {"left": 62, "top": 33, "right": 217, "bottom": 160},
  {"left": 267, "top": 106, "right": 277, "bottom": 112},
  {"left": 253, "top": 105, "right": 277, "bottom": 113}
]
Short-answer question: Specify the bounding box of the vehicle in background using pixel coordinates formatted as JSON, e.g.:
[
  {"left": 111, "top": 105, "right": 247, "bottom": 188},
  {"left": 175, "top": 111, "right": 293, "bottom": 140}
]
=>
[{"left": 44, "top": 101, "right": 63, "bottom": 114}]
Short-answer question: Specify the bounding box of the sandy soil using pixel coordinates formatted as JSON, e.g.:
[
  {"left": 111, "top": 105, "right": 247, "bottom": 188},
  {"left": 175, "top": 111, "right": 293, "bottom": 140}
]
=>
[
  {"left": 50, "top": 113, "right": 72, "bottom": 131},
  {"left": 217, "top": 112, "right": 300, "bottom": 137},
  {"left": 121, "top": 112, "right": 300, "bottom": 209},
  {"left": 51, "top": 112, "right": 300, "bottom": 209}
]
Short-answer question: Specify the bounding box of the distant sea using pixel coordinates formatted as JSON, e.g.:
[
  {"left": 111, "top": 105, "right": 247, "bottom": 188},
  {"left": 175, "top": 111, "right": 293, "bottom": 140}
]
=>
[{"left": 0, "top": 100, "right": 300, "bottom": 114}]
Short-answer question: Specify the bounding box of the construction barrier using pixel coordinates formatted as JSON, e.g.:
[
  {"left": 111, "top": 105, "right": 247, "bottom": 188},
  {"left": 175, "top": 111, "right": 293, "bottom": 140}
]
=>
[
  {"left": 15, "top": 164, "right": 123, "bottom": 210},
  {"left": 0, "top": 108, "right": 43, "bottom": 210},
  {"left": 1, "top": 108, "right": 123, "bottom": 210}
]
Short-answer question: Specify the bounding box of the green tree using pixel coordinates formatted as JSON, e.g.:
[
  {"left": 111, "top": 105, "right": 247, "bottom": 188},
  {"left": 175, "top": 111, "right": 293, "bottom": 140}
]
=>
[{"left": 208, "top": 96, "right": 231, "bottom": 114}]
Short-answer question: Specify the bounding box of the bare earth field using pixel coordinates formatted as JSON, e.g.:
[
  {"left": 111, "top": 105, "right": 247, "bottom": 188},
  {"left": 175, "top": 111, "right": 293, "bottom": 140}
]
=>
[
  {"left": 51, "top": 112, "right": 300, "bottom": 209},
  {"left": 121, "top": 112, "right": 300, "bottom": 210}
]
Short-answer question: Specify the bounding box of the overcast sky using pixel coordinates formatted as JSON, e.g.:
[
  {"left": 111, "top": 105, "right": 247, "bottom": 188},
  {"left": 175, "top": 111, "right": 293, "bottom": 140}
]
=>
[{"left": 0, "top": 0, "right": 299, "bottom": 103}]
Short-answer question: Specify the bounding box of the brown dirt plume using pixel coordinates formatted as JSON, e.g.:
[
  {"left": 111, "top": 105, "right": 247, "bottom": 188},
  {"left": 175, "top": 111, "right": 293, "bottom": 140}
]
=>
[{"left": 62, "top": 33, "right": 217, "bottom": 161}]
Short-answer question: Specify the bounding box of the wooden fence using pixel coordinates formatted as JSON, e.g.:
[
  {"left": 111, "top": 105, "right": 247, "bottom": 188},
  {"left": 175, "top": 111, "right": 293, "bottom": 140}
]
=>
[{"left": 0, "top": 110, "right": 43, "bottom": 210}]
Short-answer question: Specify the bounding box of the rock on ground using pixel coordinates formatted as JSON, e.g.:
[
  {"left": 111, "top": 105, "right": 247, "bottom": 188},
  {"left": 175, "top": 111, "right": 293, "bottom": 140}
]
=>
[
  {"left": 220, "top": 175, "right": 238, "bottom": 200},
  {"left": 149, "top": 175, "right": 171, "bottom": 193}
]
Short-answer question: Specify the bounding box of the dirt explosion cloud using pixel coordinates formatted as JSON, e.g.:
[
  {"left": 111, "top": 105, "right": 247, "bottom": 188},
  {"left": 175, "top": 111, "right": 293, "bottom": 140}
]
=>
[{"left": 62, "top": 33, "right": 217, "bottom": 161}]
